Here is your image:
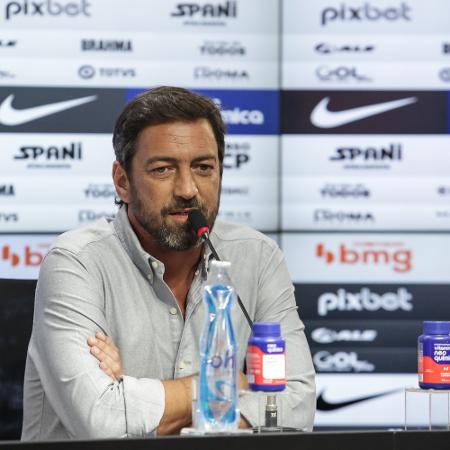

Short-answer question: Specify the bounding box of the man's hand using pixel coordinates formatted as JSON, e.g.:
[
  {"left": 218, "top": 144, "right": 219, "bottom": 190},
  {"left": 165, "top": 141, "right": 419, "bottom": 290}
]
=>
[
  {"left": 87, "top": 332, "right": 124, "bottom": 381},
  {"left": 87, "top": 332, "right": 250, "bottom": 432}
]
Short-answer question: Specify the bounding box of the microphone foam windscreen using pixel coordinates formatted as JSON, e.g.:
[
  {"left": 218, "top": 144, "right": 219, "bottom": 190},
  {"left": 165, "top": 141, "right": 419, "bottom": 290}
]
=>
[{"left": 187, "top": 210, "right": 209, "bottom": 236}]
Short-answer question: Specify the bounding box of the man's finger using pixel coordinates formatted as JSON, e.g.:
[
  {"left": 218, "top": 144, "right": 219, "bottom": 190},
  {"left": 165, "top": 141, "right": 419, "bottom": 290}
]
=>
[
  {"left": 94, "top": 339, "right": 120, "bottom": 361},
  {"left": 100, "top": 363, "right": 116, "bottom": 381},
  {"left": 95, "top": 331, "right": 106, "bottom": 341},
  {"left": 91, "top": 347, "right": 122, "bottom": 380},
  {"left": 95, "top": 332, "right": 119, "bottom": 352}
]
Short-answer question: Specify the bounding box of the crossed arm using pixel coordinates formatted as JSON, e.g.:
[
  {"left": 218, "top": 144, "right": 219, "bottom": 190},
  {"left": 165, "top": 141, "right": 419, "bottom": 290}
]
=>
[{"left": 87, "top": 332, "right": 250, "bottom": 434}]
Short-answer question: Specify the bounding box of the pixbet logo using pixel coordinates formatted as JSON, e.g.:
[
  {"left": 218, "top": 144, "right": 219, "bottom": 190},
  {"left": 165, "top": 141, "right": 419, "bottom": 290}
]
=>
[
  {"left": 317, "top": 287, "right": 413, "bottom": 316},
  {"left": 5, "top": 0, "right": 91, "bottom": 20},
  {"left": 1, "top": 244, "right": 47, "bottom": 267},
  {"left": 321, "top": 2, "right": 412, "bottom": 26},
  {"left": 316, "top": 242, "right": 412, "bottom": 273}
]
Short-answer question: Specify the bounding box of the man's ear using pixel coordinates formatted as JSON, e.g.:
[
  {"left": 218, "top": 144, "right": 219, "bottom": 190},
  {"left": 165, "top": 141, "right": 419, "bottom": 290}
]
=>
[{"left": 112, "top": 161, "right": 130, "bottom": 203}]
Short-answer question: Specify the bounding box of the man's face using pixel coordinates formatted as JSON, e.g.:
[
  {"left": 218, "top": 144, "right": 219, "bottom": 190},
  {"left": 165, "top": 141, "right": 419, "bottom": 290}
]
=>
[{"left": 125, "top": 119, "right": 221, "bottom": 251}]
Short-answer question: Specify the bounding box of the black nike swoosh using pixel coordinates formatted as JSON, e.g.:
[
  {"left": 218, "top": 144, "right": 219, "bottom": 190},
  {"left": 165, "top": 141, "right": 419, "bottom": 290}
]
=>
[{"left": 317, "top": 389, "right": 401, "bottom": 411}]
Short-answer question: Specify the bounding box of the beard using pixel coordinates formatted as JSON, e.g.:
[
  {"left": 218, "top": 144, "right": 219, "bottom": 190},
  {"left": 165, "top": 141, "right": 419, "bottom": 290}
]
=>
[{"left": 128, "top": 186, "right": 220, "bottom": 251}]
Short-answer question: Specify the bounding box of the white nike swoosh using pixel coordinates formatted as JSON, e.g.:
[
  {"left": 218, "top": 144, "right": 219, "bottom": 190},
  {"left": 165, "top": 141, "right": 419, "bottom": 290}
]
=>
[
  {"left": 310, "top": 96, "right": 417, "bottom": 128},
  {"left": 0, "top": 94, "right": 97, "bottom": 126}
]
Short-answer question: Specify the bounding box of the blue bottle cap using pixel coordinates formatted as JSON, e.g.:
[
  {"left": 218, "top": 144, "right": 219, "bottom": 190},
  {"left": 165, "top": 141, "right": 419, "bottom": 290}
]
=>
[
  {"left": 252, "top": 322, "right": 280, "bottom": 337},
  {"left": 423, "top": 321, "right": 450, "bottom": 335}
]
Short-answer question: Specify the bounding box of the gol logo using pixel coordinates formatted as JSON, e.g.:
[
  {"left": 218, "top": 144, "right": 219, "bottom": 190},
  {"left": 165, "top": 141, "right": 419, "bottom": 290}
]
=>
[
  {"left": 1, "top": 245, "right": 47, "bottom": 267},
  {"left": 316, "top": 242, "right": 412, "bottom": 273}
]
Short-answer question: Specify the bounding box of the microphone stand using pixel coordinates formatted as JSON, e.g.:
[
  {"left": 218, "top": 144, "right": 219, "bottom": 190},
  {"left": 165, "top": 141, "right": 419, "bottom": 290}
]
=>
[{"left": 200, "top": 230, "right": 253, "bottom": 330}]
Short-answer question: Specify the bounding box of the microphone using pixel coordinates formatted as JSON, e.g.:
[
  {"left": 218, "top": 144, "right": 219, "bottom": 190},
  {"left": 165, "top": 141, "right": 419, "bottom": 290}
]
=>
[
  {"left": 187, "top": 209, "right": 220, "bottom": 260},
  {"left": 188, "top": 209, "right": 253, "bottom": 330}
]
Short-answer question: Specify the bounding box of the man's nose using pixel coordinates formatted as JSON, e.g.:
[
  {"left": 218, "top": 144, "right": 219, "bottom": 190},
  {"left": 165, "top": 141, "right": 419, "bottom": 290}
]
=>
[{"left": 174, "top": 169, "right": 198, "bottom": 199}]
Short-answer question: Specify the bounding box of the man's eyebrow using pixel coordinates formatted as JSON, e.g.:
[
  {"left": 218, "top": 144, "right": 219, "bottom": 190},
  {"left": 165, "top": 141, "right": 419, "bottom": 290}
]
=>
[
  {"left": 145, "top": 154, "right": 217, "bottom": 166},
  {"left": 192, "top": 155, "right": 217, "bottom": 163}
]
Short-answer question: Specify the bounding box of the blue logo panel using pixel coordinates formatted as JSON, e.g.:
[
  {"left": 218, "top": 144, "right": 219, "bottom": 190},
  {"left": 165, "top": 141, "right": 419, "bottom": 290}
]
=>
[{"left": 126, "top": 88, "right": 279, "bottom": 135}]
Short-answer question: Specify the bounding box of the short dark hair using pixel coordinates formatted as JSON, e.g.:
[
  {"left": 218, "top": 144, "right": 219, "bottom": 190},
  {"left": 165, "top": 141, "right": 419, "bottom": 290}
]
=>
[{"left": 113, "top": 86, "right": 225, "bottom": 178}]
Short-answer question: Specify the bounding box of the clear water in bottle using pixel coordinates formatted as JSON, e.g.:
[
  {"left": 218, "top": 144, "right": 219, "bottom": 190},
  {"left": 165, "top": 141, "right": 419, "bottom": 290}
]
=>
[{"left": 198, "top": 260, "right": 238, "bottom": 432}]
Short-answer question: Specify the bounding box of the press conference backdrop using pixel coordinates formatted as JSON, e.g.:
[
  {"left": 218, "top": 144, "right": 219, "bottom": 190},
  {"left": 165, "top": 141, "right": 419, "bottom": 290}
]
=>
[{"left": 0, "top": 0, "right": 449, "bottom": 437}]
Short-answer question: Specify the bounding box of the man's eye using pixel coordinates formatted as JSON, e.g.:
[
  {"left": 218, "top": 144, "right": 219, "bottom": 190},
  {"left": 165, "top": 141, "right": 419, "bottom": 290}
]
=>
[
  {"left": 152, "top": 167, "right": 169, "bottom": 174},
  {"left": 197, "top": 164, "right": 213, "bottom": 172}
]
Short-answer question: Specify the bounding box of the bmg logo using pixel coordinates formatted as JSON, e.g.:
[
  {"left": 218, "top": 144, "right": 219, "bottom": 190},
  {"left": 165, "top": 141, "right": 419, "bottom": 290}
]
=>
[
  {"left": 1, "top": 244, "right": 47, "bottom": 267},
  {"left": 316, "top": 242, "right": 412, "bottom": 273}
]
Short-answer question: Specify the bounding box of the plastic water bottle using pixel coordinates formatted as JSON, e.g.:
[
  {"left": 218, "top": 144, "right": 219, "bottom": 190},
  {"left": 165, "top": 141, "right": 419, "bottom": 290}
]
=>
[{"left": 198, "top": 260, "right": 238, "bottom": 432}]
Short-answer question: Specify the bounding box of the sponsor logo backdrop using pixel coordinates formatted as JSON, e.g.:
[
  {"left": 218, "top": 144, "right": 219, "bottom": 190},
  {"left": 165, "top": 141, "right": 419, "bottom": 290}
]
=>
[{"left": 0, "top": 0, "right": 449, "bottom": 435}]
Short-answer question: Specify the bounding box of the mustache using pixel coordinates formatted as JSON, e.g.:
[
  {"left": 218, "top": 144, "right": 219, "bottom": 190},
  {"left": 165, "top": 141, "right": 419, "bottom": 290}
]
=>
[{"left": 161, "top": 199, "right": 207, "bottom": 216}]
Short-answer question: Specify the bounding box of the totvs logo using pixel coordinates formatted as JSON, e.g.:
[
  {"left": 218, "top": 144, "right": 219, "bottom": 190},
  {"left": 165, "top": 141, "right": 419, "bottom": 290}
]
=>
[{"left": 316, "top": 241, "right": 412, "bottom": 273}]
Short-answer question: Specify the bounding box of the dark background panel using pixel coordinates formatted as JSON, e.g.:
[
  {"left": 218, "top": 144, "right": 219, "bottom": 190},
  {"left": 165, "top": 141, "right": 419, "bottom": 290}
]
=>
[
  {"left": 0, "top": 279, "right": 36, "bottom": 440},
  {"left": 295, "top": 283, "right": 450, "bottom": 320},
  {"left": 305, "top": 319, "right": 422, "bottom": 348},
  {"left": 0, "top": 87, "right": 126, "bottom": 133},
  {"left": 311, "top": 347, "right": 417, "bottom": 373},
  {"left": 281, "top": 90, "right": 448, "bottom": 134}
]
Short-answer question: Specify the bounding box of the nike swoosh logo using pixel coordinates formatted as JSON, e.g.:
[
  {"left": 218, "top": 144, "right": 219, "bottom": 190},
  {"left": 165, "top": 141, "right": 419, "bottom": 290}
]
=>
[
  {"left": 0, "top": 94, "right": 97, "bottom": 126},
  {"left": 317, "top": 389, "right": 401, "bottom": 411},
  {"left": 310, "top": 96, "right": 417, "bottom": 129}
]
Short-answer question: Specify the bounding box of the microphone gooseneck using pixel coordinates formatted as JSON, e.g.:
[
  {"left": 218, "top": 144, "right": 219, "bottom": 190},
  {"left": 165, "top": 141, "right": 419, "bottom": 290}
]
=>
[
  {"left": 187, "top": 209, "right": 220, "bottom": 260},
  {"left": 187, "top": 209, "right": 253, "bottom": 330}
]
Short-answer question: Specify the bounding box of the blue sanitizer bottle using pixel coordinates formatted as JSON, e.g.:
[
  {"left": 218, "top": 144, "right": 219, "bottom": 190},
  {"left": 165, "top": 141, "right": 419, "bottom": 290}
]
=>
[{"left": 198, "top": 260, "right": 238, "bottom": 432}]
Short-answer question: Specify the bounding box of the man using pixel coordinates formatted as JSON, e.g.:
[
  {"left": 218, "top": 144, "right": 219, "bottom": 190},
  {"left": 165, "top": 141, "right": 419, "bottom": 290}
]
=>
[{"left": 21, "top": 86, "right": 316, "bottom": 440}]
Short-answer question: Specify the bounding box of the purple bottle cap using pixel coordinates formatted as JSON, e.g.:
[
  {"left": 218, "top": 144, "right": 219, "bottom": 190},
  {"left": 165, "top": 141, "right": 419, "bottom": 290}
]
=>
[
  {"left": 252, "top": 322, "right": 281, "bottom": 337},
  {"left": 423, "top": 321, "right": 450, "bottom": 335}
]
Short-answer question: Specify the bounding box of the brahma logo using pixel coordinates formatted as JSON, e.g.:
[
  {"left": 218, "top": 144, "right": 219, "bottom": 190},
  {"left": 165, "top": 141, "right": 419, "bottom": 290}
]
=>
[
  {"left": 1, "top": 243, "right": 48, "bottom": 267},
  {"left": 316, "top": 241, "right": 412, "bottom": 273}
]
